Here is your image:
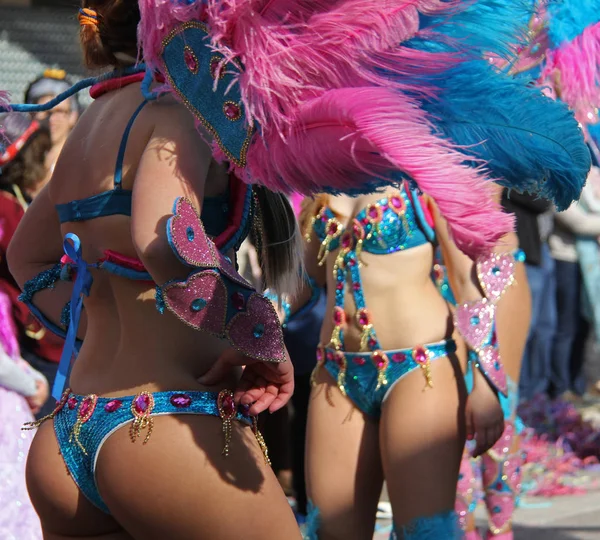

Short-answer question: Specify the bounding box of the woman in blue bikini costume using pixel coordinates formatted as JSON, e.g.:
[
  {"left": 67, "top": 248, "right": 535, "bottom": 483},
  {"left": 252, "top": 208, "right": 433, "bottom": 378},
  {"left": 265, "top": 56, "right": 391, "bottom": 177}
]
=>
[{"left": 1, "top": 0, "right": 591, "bottom": 538}]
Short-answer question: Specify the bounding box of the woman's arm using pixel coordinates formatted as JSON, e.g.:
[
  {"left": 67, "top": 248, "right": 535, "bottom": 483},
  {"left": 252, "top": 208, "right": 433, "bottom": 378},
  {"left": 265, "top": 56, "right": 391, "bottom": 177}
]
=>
[
  {"left": 7, "top": 184, "right": 82, "bottom": 334},
  {"left": 555, "top": 203, "right": 600, "bottom": 236},
  {"left": 130, "top": 104, "right": 212, "bottom": 283}
]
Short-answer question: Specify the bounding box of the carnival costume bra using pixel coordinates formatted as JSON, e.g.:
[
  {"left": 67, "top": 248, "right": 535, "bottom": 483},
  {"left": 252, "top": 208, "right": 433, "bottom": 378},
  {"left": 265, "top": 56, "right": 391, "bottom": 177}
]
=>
[{"left": 306, "top": 185, "right": 461, "bottom": 418}]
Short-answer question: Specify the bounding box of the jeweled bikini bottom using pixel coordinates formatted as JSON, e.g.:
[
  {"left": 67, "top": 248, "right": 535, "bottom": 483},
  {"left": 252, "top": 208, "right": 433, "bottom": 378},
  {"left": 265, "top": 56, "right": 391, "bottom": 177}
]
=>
[
  {"left": 25, "top": 388, "right": 264, "bottom": 514},
  {"left": 319, "top": 339, "right": 456, "bottom": 418}
]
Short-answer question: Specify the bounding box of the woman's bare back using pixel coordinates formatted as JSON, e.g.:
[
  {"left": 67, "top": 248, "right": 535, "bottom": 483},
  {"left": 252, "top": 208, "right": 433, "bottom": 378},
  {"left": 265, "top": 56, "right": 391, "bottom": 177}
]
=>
[{"left": 49, "top": 83, "right": 235, "bottom": 396}]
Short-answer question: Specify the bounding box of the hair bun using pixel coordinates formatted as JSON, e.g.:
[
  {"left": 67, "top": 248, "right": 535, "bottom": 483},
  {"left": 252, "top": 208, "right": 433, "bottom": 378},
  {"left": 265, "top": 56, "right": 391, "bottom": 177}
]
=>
[{"left": 43, "top": 68, "right": 67, "bottom": 80}]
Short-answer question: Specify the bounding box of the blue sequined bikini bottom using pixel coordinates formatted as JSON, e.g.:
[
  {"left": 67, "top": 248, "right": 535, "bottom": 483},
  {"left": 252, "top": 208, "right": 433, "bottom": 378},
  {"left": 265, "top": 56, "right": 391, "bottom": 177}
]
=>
[
  {"left": 47, "top": 388, "right": 254, "bottom": 514},
  {"left": 321, "top": 339, "right": 456, "bottom": 418}
]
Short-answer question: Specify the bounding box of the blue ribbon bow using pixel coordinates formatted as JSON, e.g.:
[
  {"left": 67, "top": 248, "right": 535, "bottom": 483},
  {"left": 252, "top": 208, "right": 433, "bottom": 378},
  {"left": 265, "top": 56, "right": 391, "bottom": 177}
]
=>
[{"left": 51, "top": 233, "right": 94, "bottom": 400}]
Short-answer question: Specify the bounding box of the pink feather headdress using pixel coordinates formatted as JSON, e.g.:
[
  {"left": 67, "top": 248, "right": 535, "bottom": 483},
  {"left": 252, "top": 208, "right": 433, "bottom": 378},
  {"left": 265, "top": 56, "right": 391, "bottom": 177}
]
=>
[{"left": 138, "top": 0, "right": 513, "bottom": 258}]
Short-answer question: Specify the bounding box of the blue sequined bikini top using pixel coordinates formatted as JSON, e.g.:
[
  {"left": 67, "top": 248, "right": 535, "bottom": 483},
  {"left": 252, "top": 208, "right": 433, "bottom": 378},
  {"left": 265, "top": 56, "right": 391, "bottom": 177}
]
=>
[
  {"left": 54, "top": 99, "right": 232, "bottom": 240},
  {"left": 312, "top": 185, "right": 434, "bottom": 257}
]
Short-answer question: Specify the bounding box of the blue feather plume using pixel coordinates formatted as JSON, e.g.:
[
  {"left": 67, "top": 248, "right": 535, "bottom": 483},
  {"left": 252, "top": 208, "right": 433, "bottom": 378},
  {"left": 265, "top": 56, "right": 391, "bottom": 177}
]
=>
[
  {"left": 419, "top": 60, "right": 590, "bottom": 210},
  {"left": 418, "top": 0, "right": 535, "bottom": 60},
  {"left": 546, "top": 0, "right": 600, "bottom": 46}
]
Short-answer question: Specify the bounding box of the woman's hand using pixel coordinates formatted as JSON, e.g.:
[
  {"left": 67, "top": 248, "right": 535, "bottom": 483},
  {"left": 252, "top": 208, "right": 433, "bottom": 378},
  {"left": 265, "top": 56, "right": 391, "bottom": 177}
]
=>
[
  {"left": 198, "top": 348, "right": 295, "bottom": 416},
  {"left": 465, "top": 368, "right": 504, "bottom": 457},
  {"left": 26, "top": 379, "right": 49, "bottom": 415}
]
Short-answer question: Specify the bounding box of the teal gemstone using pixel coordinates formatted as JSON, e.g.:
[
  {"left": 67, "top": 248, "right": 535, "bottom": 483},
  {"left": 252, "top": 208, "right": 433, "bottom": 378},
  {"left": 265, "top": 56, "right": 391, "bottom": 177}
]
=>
[
  {"left": 493, "top": 506, "right": 501, "bottom": 514},
  {"left": 470, "top": 316, "right": 480, "bottom": 326},
  {"left": 253, "top": 323, "right": 265, "bottom": 339},
  {"left": 516, "top": 251, "right": 526, "bottom": 263},
  {"left": 186, "top": 226, "right": 195, "bottom": 242},
  {"left": 191, "top": 298, "right": 207, "bottom": 312},
  {"left": 492, "top": 266, "right": 501, "bottom": 275}
]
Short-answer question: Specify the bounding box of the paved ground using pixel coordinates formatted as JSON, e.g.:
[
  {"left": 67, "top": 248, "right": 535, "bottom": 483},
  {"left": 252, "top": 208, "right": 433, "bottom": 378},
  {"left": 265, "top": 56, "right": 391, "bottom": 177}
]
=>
[{"left": 373, "top": 482, "right": 600, "bottom": 539}]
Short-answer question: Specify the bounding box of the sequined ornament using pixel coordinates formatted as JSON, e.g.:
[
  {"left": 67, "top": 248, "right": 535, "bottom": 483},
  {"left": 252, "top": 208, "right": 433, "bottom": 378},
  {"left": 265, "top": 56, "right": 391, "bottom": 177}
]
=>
[
  {"left": 454, "top": 299, "right": 496, "bottom": 352},
  {"left": 69, "top": 394, "right": 98, "bottom": 455},
  {"left": 329, "top": 307, "right": 346, "bottom": 350},
  {"left": 23, "top": 388, "right": 71, "bottom": 430},
  {"left": 482, "top": 422, "right": 522, "bottom": 535},
  {"left": 334, "top": 350, "right": 348, "bottom": 395},
  {"left": 130, "top": 392, "right": 155, "bottom": 444},
  {"left": 218, "top": 390, "right": 236, "bottom": 456},
  {"left": 412, "top": 346, "right": 433, "bottom": 389},
  {"left": 311, "top": 347, "right": 325, "bottom": 387},
  {"left": 372, "top": 351, "right": 389, "bottom": 391},
  {"left": 389, "top": 193, "right": 410, "bottom": 234},
  {"left": 356, "top": 308, "right": 375, "bottom": 352},
  {"left": 352, "top": 219, "right": 367, "bottom": 265},
  {"left": 365, "top": 202, "right": 385, "bottom": 247},
  {"left": 183, "top": 45, "right": 199, "bottom": 74},
  {"left": 476, "top": 345, "right": 508, "bottom": 396},
  {"left": 252, "top": 417, "right": 271, "bottom": 465},
  {"left": 476, "top": 253, "right": 516, "bottom": 303},
  {"left": 317, "top": 217, "right": 343, "bottom": 266}
]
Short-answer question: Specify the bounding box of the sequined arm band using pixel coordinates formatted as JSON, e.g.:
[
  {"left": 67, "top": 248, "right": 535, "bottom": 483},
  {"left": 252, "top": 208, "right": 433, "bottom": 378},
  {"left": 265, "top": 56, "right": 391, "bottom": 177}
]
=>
[{"left": 155, "top": 197, "right": 286, "bottom": 363}]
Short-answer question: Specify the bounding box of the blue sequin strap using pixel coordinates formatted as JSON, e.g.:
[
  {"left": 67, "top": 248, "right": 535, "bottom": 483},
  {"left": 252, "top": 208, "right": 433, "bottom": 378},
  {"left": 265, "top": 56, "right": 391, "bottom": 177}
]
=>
[
  {"left": 18, "top": 263, "right": 62, "bottom": 303},
  {"left": 52, "top": 233, "right": 94, "bottom": 400}
]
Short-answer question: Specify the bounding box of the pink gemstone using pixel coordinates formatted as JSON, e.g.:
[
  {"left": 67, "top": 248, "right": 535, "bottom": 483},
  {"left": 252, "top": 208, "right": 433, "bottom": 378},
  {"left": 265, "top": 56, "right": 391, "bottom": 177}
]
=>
[
  {"left": 361, "top": 217, "right": 369, "bottom": 226},
  {"left": 333, "top": 308, "right": 345, "bottom": 325},
  {"left": 184, "top": 48, "right": 198, "bottom": 72},
  {"left": 224, "top": 102, "right": 241, "bottom": 120},
  {"left": 80, "top": 398, "right": 92, "bottom": 419},
  {"left": 348, "top": 258, "right": 356, "bottom": 267},
  {"left": 377, "top": 359, "right": 386, "bottom": 369},
  {"left": 358, "top": 311, "right": 369, "bottom": 326},
  {"left": 368, "top": 206, "right": 379, "bottom": 220},
  {"left": 68, "top": 397, "right": 78, "bottom": 410},
  {"left": 210, "top": 57, "right": 222, "bottom": 79},
  {"left": 392, "top": 352, "right": 407, "bottom": 363},
  {"left": 352, "top": 282, "right": 360, "bottom": 291},
  {"left": 134, "top": 393, "right": 151, "bottom": 414},
  {"left": 341, "top": 233, "right": 352, "bottom": 248},
  {"left": 326, "top": 351, "right": 334, "bottom": 361},
  {"left": 232, "top": 292, "right": 246, "bottom": 310},
  {"left": 316, "top": 349, "right": 324, "bottom": 362},
  {"left": 391, "top": 196, "right": 404, "bottom": 210},
  {"left": 321, "top": 214, "right": 328, "bottom": 222},
  {"left": 104, "top": 399, "right": 122, "bottom": 413},
  {"left": 380, "top": 202, "right": 389, "bottom": 210},
  {"left": 414, "top": 347, "right": 428, "bottom": 364},
  {"left": 336, "top": 282, "right": 344, "bottom": 291},
  {"left": 491, "top": 332, "right": 498, "bottom": 347},
  {"left": 222, "top": 394, "right": 235, "bottom": 417},
  {"left": 170, "top": 394, "right": 192, "bottom": 408},
  {"left": 368, "top": 338, "right": 377, "bottom": 348},
  {"left": 353, "top": 357, "right": 366, "bottom": 366},
  {"left": 374, "top": 354, "right": 387, "bottom": 369},
  {"left": 335, "top": 353, "right": 345, "bottom": 367},
  {"left": 327, "top": 222, "right": 338, "bottom": 235}
]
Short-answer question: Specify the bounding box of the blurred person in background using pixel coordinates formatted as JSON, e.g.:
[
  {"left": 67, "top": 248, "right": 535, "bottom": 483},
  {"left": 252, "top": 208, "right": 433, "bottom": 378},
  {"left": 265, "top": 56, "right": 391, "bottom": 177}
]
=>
[
  {"left": 500, "top": 191, "right": 555, "bottom": 402},
  {"left": 548, "top": 165, "right": 600, "bottom": 403},
  {"left": 18, "top": 72, "right": 81, "bottom": 417},
  {"left": 0, "top": 111, "right": 50, "bottom": 540},
  {"left": 24, "top": 69, "right": 81, "bottom": 184}
]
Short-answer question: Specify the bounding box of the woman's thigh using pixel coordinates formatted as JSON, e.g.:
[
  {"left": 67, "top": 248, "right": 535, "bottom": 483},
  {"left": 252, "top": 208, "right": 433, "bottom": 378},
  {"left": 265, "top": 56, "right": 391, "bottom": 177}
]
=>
[
  {"left": 96, "top": 414, "right": 301, "bottom": 540},
  {"left": 305, "top": 369, "right": 383, "bottom": 540},
  {"left": 380, "top": 351, "right": 466, "bottom": 528}
]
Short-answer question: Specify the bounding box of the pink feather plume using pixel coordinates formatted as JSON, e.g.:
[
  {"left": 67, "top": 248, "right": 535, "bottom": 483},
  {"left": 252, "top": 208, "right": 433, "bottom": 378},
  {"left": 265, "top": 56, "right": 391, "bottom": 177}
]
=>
[
  {"left": 246, "top": 87, "right": 513, "bottom": 257},
  {"left": 541, "top": 22, "right": 600, "bottom": 125}
]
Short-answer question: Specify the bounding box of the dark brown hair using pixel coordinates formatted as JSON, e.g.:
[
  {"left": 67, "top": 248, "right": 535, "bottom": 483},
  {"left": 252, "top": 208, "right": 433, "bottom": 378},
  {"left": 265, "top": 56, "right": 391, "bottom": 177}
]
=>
[
  {"left": 0, "top": 130, "right": 51, "bottom": 194},
  {"left": 252, "top": 187, "right": 302, "bottom": 295},
  {"left": 80, "top": 0, "right": 141, "bottom": 69}
]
